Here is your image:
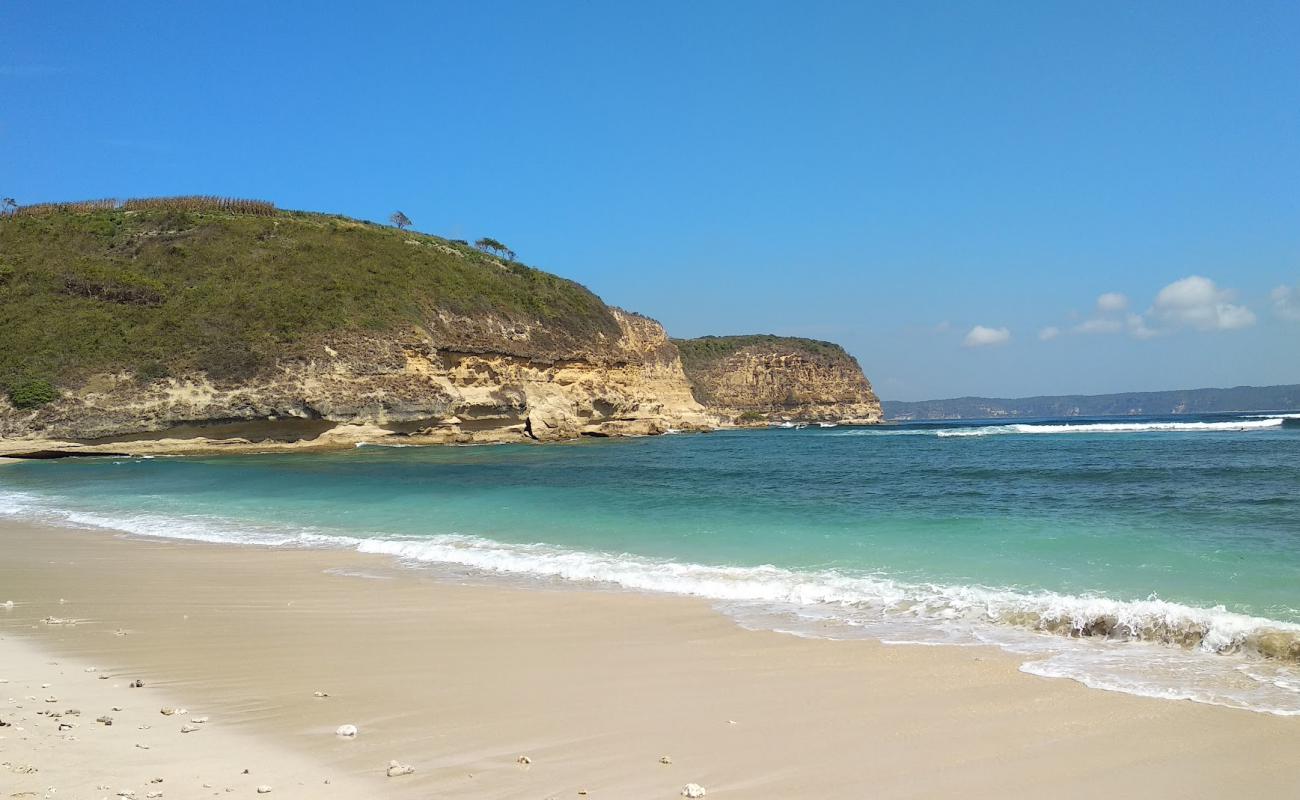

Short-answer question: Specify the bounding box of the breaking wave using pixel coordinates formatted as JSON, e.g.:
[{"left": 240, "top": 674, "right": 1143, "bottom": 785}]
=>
[
  {"left": 843, "top": 417, "right": 1290, "bottom": 437},
  {"left": 2, "top": 487, "right": 1297, "bottom": 715}
]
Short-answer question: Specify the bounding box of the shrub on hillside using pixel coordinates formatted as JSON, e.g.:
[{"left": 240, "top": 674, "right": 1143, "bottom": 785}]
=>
[{"left": 7, "top": 379, "right": 58, "bottom": 409}]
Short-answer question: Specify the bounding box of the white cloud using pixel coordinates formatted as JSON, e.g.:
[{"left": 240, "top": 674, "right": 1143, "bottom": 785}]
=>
[
  {"left": 963, "top": 325, "right": 1011, "bottom": 348},
  {"left": 1126, "top": 313, "right": 1158, "bottom": 339},
  {"left": 1074, "top": 318, "right": 1123, "bottom": 335},
  {"left": 1096, "top": 292, "right": 1128, "bottom": 312},
  {"left": 1149, "top": 275, "right": 1255, "bottom": 331},
  {"left": 1042, "top": 276, "right": 1254, "bottom": 342},
  {"left": 1272, "top": 284, "right": 1300, "bottom": 321}
]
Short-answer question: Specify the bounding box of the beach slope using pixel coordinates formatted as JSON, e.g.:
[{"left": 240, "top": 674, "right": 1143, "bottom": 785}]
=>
[{"left": 2, "top": 522, "right": 1296, "bottom": 798}]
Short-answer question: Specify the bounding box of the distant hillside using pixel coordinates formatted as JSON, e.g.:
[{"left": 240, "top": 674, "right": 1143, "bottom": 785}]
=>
[
  {"left": 673, "top": 335, "right": 881, "bottom": 423},
  {"left": 884, "top": 385, "right": 1300, "bottom": 420}
]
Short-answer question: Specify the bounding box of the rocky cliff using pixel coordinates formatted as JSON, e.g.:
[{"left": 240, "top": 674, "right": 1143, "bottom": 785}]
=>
[
  {"left": 0, "top": 201, "right": 711, "bottom": 455},
  {"left": 674, "top": 335, "right": 882, "bottom": 425},
  {"left": 0, "top": 308, "right": 713, "bottom": 455}
]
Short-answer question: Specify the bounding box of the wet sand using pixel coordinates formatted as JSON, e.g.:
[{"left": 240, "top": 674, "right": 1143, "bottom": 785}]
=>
[{"left": 1, "top": 521, "right": 1296, "bottom": 798}]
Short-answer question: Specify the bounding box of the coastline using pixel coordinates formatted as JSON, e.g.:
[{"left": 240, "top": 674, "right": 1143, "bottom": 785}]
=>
[
  {"left": 0, "top": 422, "right": 731, "bottom": 459},
  {"left": 2, "top": 521, "right": 1297, "bottom": 798}
]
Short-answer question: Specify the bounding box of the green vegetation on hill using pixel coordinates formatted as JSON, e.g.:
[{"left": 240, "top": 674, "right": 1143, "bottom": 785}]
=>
[
  {"left": 673, "top": 334, "right": 850, "bottom": 369},
  {"left": 0, "top": 203, "right": 620, "bottom": 395}
]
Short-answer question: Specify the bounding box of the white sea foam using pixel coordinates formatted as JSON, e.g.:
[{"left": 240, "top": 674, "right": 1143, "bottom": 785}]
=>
[
  {"left": 2, "top": 487, "right": 1297, "bottom": 715},
  {"left": 839, "top": 417, "right": 1289, "bottom": 437},
  {"left": 936, "top": 418, "right": 1285, "bottom": 436}
]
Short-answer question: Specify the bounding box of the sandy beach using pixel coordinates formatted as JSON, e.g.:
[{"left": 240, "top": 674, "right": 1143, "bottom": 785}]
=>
[{"left": 2, "top": 521, "right": 1297, "bottom": 799}]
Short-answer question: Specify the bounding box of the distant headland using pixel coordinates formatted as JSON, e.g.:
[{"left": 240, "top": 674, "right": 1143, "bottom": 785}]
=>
[{"left": 884, "top": 384, "right": 1300, "bottom": 421}]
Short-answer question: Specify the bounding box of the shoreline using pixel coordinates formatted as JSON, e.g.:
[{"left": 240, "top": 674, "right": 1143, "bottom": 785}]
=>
[
  {"left": 0, "top": 423, "right": 733, "bottom": 460},
  {"left": 2, "top": 521, "right": 1297, "bottom": 798}
]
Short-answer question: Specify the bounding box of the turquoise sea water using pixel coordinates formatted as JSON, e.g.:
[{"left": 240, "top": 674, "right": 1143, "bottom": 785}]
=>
[{"left": 3, "top": 412, "right": 1299, "bottom": 713}]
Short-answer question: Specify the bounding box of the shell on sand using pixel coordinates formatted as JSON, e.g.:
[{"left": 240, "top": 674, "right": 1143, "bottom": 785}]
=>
[
  {"left": 682, "top": 783, "right": 708, "bottom": 798},
  {"left": 335, "top": 723, "right": 358, "bottom": 737},
  {"left": 386, "top": 760, "right": 415, "bottom": 777}
]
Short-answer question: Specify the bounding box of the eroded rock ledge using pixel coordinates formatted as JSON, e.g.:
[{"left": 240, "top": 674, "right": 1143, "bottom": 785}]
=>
[{"left": 0, "top": 310, "right": 715, "bottom": 457}]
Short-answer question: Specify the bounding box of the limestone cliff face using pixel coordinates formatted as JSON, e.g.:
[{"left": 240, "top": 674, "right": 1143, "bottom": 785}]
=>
[
  {"left": 0, "top": 309, "right": 712, "bottom": 453},
  {"left": 674, "top": 336, "right": 882, "bottom": 425}
]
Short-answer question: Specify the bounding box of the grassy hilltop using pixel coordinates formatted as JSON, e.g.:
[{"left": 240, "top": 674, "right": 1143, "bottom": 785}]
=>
[
  {"left": 0, "top": 199, "right": 619, "bottom": 403},
  {"left": 673, "top": 334, "right": 852, "bottom": 371}
]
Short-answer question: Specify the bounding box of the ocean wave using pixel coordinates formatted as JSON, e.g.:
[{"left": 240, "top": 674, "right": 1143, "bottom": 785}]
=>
[
  {"left": 2, "top": 488, "right": 1297, "bottom": 714},
  {"left": 839, "top": 418, "right": 1288, "bottom": 437},
  {"left": 353, "top": 534, "right": 1300, "bottom": 664},
  {"left": 936, "top": 419, "right": 1286, "bottom": 436}
]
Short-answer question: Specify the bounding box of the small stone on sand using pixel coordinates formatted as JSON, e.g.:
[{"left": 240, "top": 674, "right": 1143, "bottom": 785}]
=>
[
  {"left": 313, "top": 691, "right": 329, "bottom": 698},
  {"left": 386, "top": 760, "right": 415, "bottom": 777},
  {"left": 682, "top": 783, "right": 707, "bottom": 798},
  {"left": 335, "top": 723, "right": 358, "bottom": 737},
  {"left": 516, "top": 755, "right": 532, "bottom": 765},
  {"left": 255, "top": 786, "right": 272, "bottom": 794},
  {"left": 129, "top": 679, "right": 144, "bottom": 688},
  {"left": 660, "top": 755, "right": 673, "bottom": 764},
  {"left": 180, "top": 723, "right": 200, "bottom": 733}
]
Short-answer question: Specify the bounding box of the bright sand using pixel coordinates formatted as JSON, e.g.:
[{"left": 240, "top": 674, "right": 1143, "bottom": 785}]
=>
[{"left": 1, "top": 521, "right": 1296, "bottom": 799}]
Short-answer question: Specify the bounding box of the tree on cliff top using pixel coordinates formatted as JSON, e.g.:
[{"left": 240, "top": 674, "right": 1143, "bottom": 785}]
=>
[
  {"left": 390, "top": 210, "right": 412, "bottom": 230},
  {"left": 474, "top": 237, "right": 515, "bottom": 261}
]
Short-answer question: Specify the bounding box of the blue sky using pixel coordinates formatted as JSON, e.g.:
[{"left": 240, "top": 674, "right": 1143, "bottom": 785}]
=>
[{"left": 3, "top": 1, "right": 1297, "bottom": 400}]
